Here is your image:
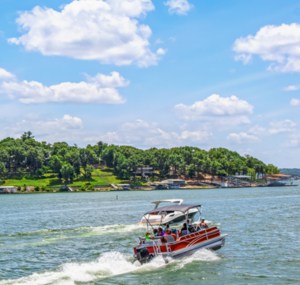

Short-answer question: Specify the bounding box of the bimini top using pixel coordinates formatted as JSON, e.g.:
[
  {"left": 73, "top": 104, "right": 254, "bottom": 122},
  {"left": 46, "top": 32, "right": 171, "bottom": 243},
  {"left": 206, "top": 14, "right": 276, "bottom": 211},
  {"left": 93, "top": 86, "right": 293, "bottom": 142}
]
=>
[
  {"left": 144, "top": 204, "right": 201, "bottom": 215},
  {"left": 151, "top": 199, "right": 184, "bottom": 209}
]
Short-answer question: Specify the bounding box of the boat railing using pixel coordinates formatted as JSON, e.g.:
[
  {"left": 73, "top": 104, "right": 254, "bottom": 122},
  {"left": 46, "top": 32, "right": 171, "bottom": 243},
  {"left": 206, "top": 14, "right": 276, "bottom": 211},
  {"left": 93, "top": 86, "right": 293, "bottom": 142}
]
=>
[{"left": 176, "top": 227, "right": 221, "bottom": 246}]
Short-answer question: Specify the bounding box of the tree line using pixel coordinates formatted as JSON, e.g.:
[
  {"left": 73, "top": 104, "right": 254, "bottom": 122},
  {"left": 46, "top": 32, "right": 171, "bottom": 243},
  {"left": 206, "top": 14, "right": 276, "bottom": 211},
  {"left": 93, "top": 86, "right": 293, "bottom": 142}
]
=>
[{"left": 0, "top": 131, "right": 279, "bottom": 184}]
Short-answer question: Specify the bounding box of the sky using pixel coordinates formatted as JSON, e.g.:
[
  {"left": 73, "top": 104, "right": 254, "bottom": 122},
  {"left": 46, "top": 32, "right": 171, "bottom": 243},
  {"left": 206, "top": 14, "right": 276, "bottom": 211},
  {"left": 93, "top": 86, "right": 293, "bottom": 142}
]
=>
[{"left": 0, "top": 0, "right": 300, "bottom": 168}]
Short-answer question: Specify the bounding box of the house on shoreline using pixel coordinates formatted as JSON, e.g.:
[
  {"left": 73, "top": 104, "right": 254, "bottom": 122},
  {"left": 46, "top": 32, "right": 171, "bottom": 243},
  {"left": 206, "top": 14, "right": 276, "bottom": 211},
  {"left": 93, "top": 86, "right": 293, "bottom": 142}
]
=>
[{"left": 0, "top": 186, "right": 17, "bottom": 194}]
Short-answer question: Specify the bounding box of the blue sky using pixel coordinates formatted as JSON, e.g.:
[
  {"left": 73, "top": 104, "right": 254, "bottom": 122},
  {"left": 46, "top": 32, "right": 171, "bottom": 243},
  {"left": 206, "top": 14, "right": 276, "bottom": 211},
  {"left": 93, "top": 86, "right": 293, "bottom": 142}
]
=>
[{"left": 1, "top": 0, "right": 300, "bottom": 168}]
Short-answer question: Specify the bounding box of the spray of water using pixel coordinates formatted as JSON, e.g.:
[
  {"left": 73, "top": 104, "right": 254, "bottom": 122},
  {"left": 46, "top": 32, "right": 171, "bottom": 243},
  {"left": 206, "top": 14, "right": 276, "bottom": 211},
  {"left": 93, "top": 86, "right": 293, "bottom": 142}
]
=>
[{"left": 0, "top": 249, "right": 220, "bottom": 285}]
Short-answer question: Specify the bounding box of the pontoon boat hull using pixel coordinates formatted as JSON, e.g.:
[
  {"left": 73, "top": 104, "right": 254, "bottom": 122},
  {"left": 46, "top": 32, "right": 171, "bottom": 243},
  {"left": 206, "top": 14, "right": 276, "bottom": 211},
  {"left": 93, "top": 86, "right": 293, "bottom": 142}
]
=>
[{"left": 134, "top": 226, "right": 226, "bottom": 264}]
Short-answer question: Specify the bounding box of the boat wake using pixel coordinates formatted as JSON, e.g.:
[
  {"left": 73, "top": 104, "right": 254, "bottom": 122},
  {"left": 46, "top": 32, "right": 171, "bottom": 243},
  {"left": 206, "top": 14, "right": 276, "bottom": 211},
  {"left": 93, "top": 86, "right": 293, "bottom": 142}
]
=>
[
  {"left": 176, "top": 249, "right": 221, "bottom": 268},
  {"left": 0, "top": 250, "right": 220, "bottom": 285},
  {"left": 3, "top": 223, "right": 144, "bottom": 238},
  {"left": 89, "top": 223, "right": 144, "bottom": 236}
]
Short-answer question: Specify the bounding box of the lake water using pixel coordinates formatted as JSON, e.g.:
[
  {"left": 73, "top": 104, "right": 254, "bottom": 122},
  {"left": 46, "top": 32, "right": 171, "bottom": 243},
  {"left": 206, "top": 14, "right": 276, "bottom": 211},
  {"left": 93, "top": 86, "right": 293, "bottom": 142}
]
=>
[{"left": 0, "top": 186, "right": 299, "bottom": 285}]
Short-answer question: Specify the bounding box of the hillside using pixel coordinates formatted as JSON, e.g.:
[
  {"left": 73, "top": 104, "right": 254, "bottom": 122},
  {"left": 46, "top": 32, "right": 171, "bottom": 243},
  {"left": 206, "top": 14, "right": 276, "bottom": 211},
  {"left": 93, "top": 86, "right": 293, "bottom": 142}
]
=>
[{"left": 280, "top": 168, "right": 300, "bottom": 176}]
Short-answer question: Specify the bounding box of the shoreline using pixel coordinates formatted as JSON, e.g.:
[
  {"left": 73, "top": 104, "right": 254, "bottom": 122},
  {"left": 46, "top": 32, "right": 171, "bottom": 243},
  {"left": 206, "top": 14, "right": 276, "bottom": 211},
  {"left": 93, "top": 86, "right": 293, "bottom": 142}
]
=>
[{"left": 1, "top": 183, "right": 298, "bottom": 195}]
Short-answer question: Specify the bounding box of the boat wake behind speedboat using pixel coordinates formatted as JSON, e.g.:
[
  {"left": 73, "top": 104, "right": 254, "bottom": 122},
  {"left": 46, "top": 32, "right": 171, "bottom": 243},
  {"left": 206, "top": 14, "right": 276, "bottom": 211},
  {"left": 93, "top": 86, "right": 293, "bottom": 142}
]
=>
[{"left": 139, "top": 199, "right": 198, "bottom": 226}]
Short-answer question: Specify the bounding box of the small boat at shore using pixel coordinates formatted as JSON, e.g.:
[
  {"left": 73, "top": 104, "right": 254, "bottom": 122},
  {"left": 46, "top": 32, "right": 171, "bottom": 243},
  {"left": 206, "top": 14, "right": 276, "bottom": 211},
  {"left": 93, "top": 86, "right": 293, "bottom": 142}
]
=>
[
  {"left": 134, "top": 203, "right": 226, "bottom": 264},
  {"left": 139, "top": 199, "right": 198, "bottom": 226}
]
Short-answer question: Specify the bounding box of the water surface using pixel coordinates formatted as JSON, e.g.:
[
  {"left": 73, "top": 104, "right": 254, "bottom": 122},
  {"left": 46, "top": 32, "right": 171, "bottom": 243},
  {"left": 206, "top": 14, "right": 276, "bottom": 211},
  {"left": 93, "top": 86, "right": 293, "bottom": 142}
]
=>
[{"left": 0, "top": 187, "right": 299, "bottom": 284}]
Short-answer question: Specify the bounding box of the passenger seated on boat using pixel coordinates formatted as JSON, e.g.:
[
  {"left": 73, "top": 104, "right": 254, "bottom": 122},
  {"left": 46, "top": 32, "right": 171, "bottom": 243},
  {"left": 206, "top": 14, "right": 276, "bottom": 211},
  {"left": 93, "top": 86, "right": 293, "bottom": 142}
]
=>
[
  {"left": 160, "top": 236, "right": 167, "bottom": 243},
  {"left": 186, "top": 219, "right": 195, "bottom": 233},
  {"left": 158, "top": 227, "right": 165, "bottom": 236},
  {"left": 153, "top": 228, "right": 158, "bottom": 236},
  {"left": 163, "top": 229, "right": 170, "bottom": 236},
  {"left": 171, "top": 229, "right": 177, "bottom": 240},
  {"left": 164, "top": 234, "right": 175, "bottom": 243},
  {"left": 197, "top": 218, "right": 208, "bottom": 230},
  {"left": 180, "top": 223, "right": 189, "bottom": 236},
  {"left": 145, "top": 232, "right": 152, "bottom": 241},
  {"left": 164, "top": 224, "right": 170, "bottom": 231}
]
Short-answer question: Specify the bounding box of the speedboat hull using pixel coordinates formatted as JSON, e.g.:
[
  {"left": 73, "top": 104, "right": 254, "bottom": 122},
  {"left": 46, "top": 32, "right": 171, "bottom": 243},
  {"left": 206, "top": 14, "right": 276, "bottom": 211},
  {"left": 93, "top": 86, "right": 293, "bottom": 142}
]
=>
[{"left": 134, "top": 226, "right": 226, "bottom": 264}]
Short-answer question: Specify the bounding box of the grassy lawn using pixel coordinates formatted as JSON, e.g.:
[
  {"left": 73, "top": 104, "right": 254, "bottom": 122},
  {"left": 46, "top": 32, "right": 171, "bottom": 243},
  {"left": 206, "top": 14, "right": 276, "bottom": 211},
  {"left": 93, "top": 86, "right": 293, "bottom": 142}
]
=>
[{"left": 2, "top": 168, "right": 126, "bottom": 189}]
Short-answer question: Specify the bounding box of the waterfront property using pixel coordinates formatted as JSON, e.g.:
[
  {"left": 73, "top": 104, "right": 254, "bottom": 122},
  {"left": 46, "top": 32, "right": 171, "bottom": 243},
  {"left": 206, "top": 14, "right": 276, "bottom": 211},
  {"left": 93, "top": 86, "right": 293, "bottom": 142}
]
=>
[{"left": 0, "top": 186, "right": 17, "bottom": 194}]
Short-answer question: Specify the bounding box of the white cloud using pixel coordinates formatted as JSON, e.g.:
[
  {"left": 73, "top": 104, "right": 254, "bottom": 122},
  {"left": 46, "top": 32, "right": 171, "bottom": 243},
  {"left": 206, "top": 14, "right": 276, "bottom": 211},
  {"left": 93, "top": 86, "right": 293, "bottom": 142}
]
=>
[
  {"left": 247, "top": 125, "right": 266, "bottom": 136},
  {"left": 175, "top": 94, "right": 253, "bottom": 121},
  {"left": 1, "top": 114, "right": 84, "bottom": 143},
  {"left": 284, "top": 85, "right": 300, "bottom": 91},
  {"left": 97, "top": 119, "right": 211, "bottom": 147},
  {"left": 227, "top": 132, "right": 259, "bottom": 144},
  {"left": 38, "top": 114, "right": 83, "bottom": 130},
  {"left": 233, "top": 23, "right": 300, "bottom": 72},
  {"left": 290, "top": 98, "right": 300, "bottom": 106},
  {"left": 0, "top": 69, "right": 128, "bottom": 104},
  {"left": 286, "top": 134, "right": 300, "bottom": 148},
  {"left": 268, "top": 119, "right": 296, "bottom": 134},
  {"left": 9, "top": 0, "right": 164, "bottom": 67},
  {"left": 0, "top": 68, "right": 15, "bottom": 80},
  {"left": 165, "top": 0, "right": 192, "bottom": 15},
  {"left": 179, "top": 130, "right": 211, "bottom": 142}
]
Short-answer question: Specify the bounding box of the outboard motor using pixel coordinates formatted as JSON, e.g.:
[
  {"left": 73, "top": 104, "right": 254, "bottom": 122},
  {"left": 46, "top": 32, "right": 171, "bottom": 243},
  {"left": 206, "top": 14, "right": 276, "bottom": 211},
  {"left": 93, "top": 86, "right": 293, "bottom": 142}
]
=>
[{"left": 136, "top": 247, "right": 153, "bottom": 264}]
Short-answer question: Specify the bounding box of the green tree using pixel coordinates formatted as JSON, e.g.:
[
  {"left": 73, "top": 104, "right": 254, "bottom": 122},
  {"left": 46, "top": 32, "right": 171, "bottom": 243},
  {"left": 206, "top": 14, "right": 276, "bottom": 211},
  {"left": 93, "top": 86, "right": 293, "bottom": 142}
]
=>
[
  {"left": 49, "top": 155, "right": 63, "bottom": 178},
  {"left": 84, "top": 165, "right": 94, "bottom": 179},
  {"left": 61, "top": 163, "right": 75, "bottom": 184}
]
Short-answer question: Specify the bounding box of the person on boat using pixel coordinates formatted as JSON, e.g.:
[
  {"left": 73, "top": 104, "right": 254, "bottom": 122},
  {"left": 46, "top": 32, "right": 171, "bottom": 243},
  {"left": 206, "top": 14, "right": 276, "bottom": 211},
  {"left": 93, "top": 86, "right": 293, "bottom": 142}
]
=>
[
  {"left": 197, "top": 218, "right": 208, "bottom": 230},
  {"left": 187, "top": 219, "right": 196, "bottom": 233},
  {"left": 180, "top": 223, "right": 189, "bottom": 236},
  {"left": 171, "top": 228, "right": 178, "bottom": 239},
  {"left": 157, "top": 227, "right": 165, "bottom": 236},
  {"left": 164, "top": 223, "right": 170, "bottom": 232},
  {"left": 160, "top": 236, "right": 167, "bottom": 243},
  {"left": 144, "top": 232, "right": 152, "bottom": 241},
  {"left": 153, "top": 228, "right": 158, "bottom": 236}
]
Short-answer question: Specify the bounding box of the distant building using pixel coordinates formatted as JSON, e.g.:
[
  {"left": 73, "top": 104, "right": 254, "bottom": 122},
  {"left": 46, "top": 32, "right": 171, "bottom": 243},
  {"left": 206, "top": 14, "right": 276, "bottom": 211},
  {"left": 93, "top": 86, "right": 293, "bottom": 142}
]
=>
[
  {"left": 0, "top": 186, "right": 17, "bottom": 194},
  {"left": 113, "top": 184, "right": 130, "bottom": 190},
  {"left": 161, "top": 179, "right": 186, "bottom": 188},
  {"left": 134, "top": 166, "right": 153, "bottom": 177},
  {"left": 224, "top": 175, "right": 252, "bottom": 187}
]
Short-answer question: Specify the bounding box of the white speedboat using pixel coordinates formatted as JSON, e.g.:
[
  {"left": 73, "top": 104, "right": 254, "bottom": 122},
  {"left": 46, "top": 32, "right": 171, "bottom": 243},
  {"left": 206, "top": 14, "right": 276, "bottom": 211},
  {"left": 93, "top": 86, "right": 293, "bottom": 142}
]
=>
[{"left": 139, "top": 199, "right": 198, "bottom": 226}]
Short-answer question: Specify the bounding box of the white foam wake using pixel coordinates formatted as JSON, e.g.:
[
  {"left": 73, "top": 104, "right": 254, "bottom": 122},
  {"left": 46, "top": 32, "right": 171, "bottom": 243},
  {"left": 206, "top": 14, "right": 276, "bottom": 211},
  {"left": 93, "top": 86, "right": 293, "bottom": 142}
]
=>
[
  {"left": 0, "top": 252, "right": 140, "bottom": 285},
  {"left": 0, "top": 251, "right": 171, "bottom": 285},
  {"left": 89, "top": 223, "right": 144, "bottom": 236},
  {"left": 173, "top": 249, "right": 221, "bottom": 270},
  {"left": 0, "top": 249, "right": 221, "bottom": 285}
]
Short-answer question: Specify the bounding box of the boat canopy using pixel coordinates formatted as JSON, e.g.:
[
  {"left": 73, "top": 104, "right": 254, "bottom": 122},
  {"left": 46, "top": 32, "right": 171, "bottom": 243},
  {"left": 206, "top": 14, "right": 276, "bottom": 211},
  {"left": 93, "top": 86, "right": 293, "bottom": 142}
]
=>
[
  {"left": 144, "top": 204, "right": 201, "bottom": 215},
  {"left": 151, "top": 199, "right": 183, "bottom": 209}
]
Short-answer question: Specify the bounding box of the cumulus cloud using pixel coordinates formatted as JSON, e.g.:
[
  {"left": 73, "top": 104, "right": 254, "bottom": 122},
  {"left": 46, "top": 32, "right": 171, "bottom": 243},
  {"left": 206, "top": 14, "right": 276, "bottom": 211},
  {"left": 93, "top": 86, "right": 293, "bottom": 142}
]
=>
[
  {"left": 284, "top": 85, "right": 300, "bottom": 91},
  {"left": 233, "top": 23, "right": 300, "bottom": 72},
  {"left": 36, "top": 114, "right": 83, "bottom": 130},
  {"left": 286, "top": 134, "right": 300, "bottom": 148},
  {"left": 165, "top": 0, "right": 192, "bottom": 15},
  {"left": 8, "top": 0, "right": 164, "bottom": 67},
  {"left": 268, "top": 119, "right": 296, "bottom": 134},
  {"left": 2, "top": 114, "right": 84, "bottom": 143},
  {"left": 0, "top": 68, "right": 128, "bottom": 104},
  {"left": 290, "top": 98, "right": 300, "bottom": 106},
  {"left": 227, "top": 132, "right": 259, "bottom": 144},
  {"left": 175, "top": 94, "right": 253, "bottom": 122},
  {"left": 0, "top": 68, "right": 15, "bottom": 80},
  {"left": 98, "top": 119, "right": 211, "bottom": 147}
]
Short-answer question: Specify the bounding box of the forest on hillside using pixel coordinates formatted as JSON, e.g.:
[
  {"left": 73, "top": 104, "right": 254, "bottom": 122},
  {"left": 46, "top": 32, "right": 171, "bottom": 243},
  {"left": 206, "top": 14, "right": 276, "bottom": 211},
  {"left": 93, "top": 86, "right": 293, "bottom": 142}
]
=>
[
  {"left": 0, "top": 132, "right": 279, "bottom": 185},
  {"left": 280, "top": 168, "right": 300, "bottom": 176}
]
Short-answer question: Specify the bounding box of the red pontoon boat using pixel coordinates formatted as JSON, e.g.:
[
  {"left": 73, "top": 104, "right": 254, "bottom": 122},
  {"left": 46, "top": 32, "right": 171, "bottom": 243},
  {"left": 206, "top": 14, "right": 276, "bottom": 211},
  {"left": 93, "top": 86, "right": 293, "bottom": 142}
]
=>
[{"left": 133, "top": 203, "right": 226, "bottom": 264}]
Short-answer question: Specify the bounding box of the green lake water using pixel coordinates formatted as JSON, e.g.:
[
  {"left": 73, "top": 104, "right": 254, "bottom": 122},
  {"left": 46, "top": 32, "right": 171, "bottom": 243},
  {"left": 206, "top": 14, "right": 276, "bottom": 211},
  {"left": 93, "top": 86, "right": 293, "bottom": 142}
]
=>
[{"left": 0, "top": 186, "right": 299, "bottom": 284}]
